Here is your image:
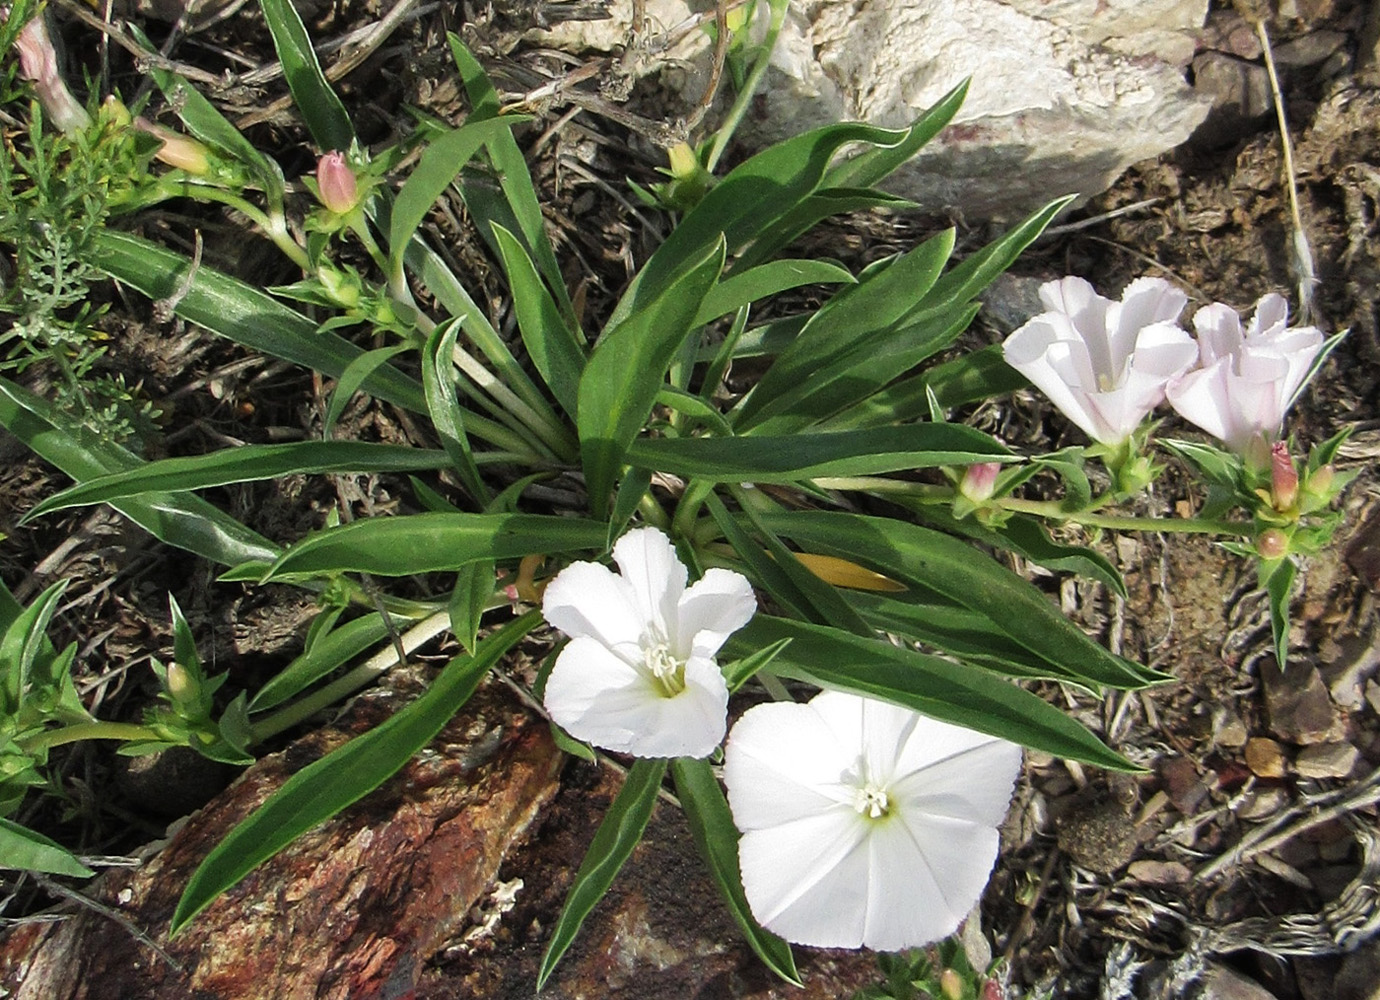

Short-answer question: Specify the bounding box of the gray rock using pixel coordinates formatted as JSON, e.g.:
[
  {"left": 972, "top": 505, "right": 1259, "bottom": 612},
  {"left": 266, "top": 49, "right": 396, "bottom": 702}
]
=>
[
  {"left": 1191, "top": 52, "right": 1272, "bottom": 147},
  {"left": 1202, "top": 965, "right": 1281, "bottom": 1000},
  {"left": 1263, "top": 661, "right": 1339, "bottom": 744},
  {"left": 537, "top": 0, "right": 1213, "bottom": 219},
  {"left": 1294, "top": 741, "right": 1359, "bottom": 779}
]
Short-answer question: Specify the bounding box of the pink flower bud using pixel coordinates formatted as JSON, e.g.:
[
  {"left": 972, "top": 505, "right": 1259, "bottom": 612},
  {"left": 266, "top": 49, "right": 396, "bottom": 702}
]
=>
[
  {"left": 12, "top": 11, "right": 91, "bottom": 134},
  {"left": 1270, "top": 441, "right": 1298, "bottom": 511},
  {"left": 316, "top": 151, "right": 359, "bottom": 214},
  {"left": 960, "top": 462, "right": 1001, "bottom": 503},
  {"left": 134, "top": 117, "right": 211, "bottom": 175},
  {"left": 1257, "top": 528, "right": 1289, "bottom": 560}
]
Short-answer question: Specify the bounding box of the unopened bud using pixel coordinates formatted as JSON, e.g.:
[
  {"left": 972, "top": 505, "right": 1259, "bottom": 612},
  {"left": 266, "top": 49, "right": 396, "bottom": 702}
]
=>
[
  {"left": 939, "top": 968, "right": 964, "bottom": 1000},
  {"left": 166, "top": 662, "right": 194, "bottom": 701},
  {"left": 1270, "top": 441, "right": 1298, "bottom": 511},
  {"left": 101, "top": 95, "right": 132, "bottom": 128},
  {"left": 667, "top": 142, "right": 699, "bottom": 181},
  {"left": 1257, "top": 528, "right": 1289, "bottom": 560},
  {"left": 13, "top": 11, "right": 91, "bottom": 134},
  {"left": 959, "top": 462, "right": 1001, "bottom": 504},
  {"left": 134, "top": 117, "right": 211, "bottom": 175},
  {"left": 316, "top": 151, "right": 359, "bottom": 214}
]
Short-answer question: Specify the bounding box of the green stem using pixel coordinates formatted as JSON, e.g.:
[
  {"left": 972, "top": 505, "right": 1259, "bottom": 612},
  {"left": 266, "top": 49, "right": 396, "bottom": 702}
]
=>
[
  {"left": 703, "top": 0, "right": 790, "bottom": 173},
  {"left": 249, "top": 609, "right": 454, "bottom": 741},
  {"left": 20, "top": 721, "right": 156, "bottom": 754}
]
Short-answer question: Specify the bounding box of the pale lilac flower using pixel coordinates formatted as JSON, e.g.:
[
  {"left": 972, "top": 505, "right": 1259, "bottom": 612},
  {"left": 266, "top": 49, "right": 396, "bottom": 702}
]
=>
[
  {"left": 541, "top": 527, "right": 755, "bottom": 759},
  {"left": 723, "top": 690, "right": 1022, "bottom": 950},
  {"left": 1165, "top": 294, "right": 1324, "bottom": 454},
  {"left": 1002, "top": 277, "right": 1198, "bottom": 446},
  {"left": 12, "top": 10, "right": 91, "bottom": 134},
  {"left": 316, "top": 151, "right": 359, "bottom": 214}
]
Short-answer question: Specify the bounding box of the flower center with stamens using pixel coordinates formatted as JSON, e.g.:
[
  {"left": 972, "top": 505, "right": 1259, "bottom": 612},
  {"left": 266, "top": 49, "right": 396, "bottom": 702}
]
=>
[
  {"left": 643, "top": 641, "right": 687, "bottom": 697},
  {"left": 852, "top": 783, "right": 891, "bottom": 820}
]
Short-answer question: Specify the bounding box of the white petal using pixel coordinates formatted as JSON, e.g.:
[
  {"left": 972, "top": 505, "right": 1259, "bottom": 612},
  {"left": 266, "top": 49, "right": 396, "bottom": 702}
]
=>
[
  {"left": 861, "top": 811, "right": 1002, "bottom": 950},
  {"left": 1037, "top": 276, "right": 1106, "bottom": 336},
  {"left": 724, "top": 701, "right": 855, "bottom": 830},
  {"left": 1004, "top": 318, "right": 1112, "bottom": 443},
  {"left": 890, "top": 732, "right": 1024, "bottom": 829},
  {"left": 612, "top": 527, "right": 687, "bottom": 636},
  {"left": 542, "top": 560, "right": 643, "bottom": 652},
  {"left": 1192, "top": 303, "right": 1245, "bottom": 366},
  {"left": 738, "top": 809, "right": 871, "bottom": 948},
  {"left": 674, "top": 568, "right": 757, "bottom": 662},
  {"left": 543, "top": 641, "right": 727, "bottom": 757},
  {"left": 1166, "top": 361, "right": 1236, "bottom": 445},
  {"left": 1247, "top": 292, "right": 1290, "bottom": 338},
  {"left": 1117, "top": 277, "right": 1187, "bottom": 331}
]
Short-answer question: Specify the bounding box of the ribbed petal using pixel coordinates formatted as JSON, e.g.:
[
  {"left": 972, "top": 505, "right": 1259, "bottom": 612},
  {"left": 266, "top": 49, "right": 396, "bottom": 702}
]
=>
[
  {"left": 1004, "top": 318, "right": 1110, "bottom": 443},
  {"left": 1166, "top": 361, "right": 1235, "bottom": 445},
  {"left": 1248, "top": 292, "right": 1290, "bottom": 337},
  {"left": 613, "top": 527, "right": 687, "bottom": 636},
  {"left": 725, "top": 701, "right": 855, "bottom": 830},
  {"left": 675, "top": 568, "right": 758, "bottom": 662},
  {"left": 1192, "top": 303, "right": 1245, "bottom": 366},
  {"left": 862, "top": 811, "right": 1002, "bottom": 950},
  {"left": 543, "top": 641, "right": 727, "bottom": 757},
  {"left": 890, "top": 736, "right": 1024, "bottom": 828},
  {"left": 738, "top": 809, "right": 871, "bottom": 947},
  {"left": 542, "top": 561, "right": 643, "bottom": 653}
]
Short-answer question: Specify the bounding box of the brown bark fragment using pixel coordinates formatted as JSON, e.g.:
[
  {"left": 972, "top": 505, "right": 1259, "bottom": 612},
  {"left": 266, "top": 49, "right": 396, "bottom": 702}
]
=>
[{"left": 0, "top": 673, "right": 563, "bottom": 1000}]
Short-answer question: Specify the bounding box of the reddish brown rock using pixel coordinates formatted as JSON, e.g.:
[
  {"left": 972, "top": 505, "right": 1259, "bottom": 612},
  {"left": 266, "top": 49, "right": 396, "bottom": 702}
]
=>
[{"left": 0, "top": 672, "right": 564, "bottom": 1000}]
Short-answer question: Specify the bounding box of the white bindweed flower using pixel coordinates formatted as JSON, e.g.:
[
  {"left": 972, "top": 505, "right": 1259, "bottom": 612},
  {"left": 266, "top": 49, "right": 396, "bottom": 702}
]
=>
[
  {"left": 1165, "top": 293, "right": 1324, "bottom": 454},
  {"left": 1002, "top": 276, "right": 1198, "bottom": 446},
  {"left": 541, "top": 527, "right": 756, "bottom": 759},
  {"left": 723, "top": 690, "right": 1022, "bottom": 951}
]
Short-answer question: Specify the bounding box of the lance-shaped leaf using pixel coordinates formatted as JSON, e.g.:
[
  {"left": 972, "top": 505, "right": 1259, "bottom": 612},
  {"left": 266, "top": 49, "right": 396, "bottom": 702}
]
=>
[
  {"left": 257, "top": 0, "right": 353, "bottom": 150},
  {"left": 726, "top": 615, "right": 1133, "bottom": 771},
  {"left": 628, "top": 424, "right": 1009, "bottom": 483},
  {"left": 89, "top": 232, "right": 426, "bottom": 414},
  {"left": 26, "top": 442, "right": 452, "bottom": 519},
  {"left": 171, "top": 611, "right": 537, "bottom": 935},
  {"left": 0, "top": 818, "right": 95, "bottom": 877},
  {"left": 0, "top": 378, "right": 280, "bottom": 567},
  {"left": 578, "top": 238, "right": 724, "bottom": 516},
  {"left": 265, "top": 513, "right": 607, "bottom": 579},
  {"left": 538, "top": 758, "right": 667, "bottom": 989},
  {"left": 670, "top": 759, "right": 800, "bottom": 985},
  {"left": 756, "top": 510, "right": 1157, "bottom": 689}
]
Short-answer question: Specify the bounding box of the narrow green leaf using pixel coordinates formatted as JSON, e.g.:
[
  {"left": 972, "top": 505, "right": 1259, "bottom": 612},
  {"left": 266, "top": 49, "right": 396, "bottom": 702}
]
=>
[
  {"left": 734, "top": 81, "right": 968, "bottom": 269},
  {"left": 90, "top": 232, "right": 427, "bottom": 414},
  {"left": 248, "top": 613, "right": 398, "bottom": 712},
  {"left": 491, "top": 224, "right": 583, "bottom": 416},
  {"left": 0, "top": 580, "right": 67, "bottom": 714},
  {"left": 705, "top": 493, "right": 817, "bottom": 623},
  {"left": 908, "top": 507, "right": 1127, "bottom": 600},
  {"left": 735, "top": 230, "right": 956, "bottom": 430},
  {"left": 0, "top": 818, "right": 95, "bottom": 877},
  {"left": 256, "top": 0, "right": 353, "bottom": 150},
  {"left": 628, "top": 424, "right": 1009, "bottom": 483},
  {"left": 27, "top": 442, "right": 451, "bottom": 519},
  {"left": 449, "top": 560, "right": 495, "bottom": 654},
  {"left": 1265, "top": 557, "right": 1297, "bottom": 669},
  {"left": 608, "top": 466, "right": 653, "bottom": 549},
  {"left": 171, "top": 611, "right": 537, "bottom": 935},
  {"left": 266, "top": 513, "right": 607, "bottom": 578},
  {"left": 0, "top": 378, "right": 281, "bottom": 567},
  {"left": 151, "top": 69, "right": 286, "bottom": 202},
  {"left": 422, "top": 318, "right": 490, "bottom": 505},
  {"left": 728, "top": 615, "right": 1134, "bottom": 771},
  {"left": 670, "top": 759, "right": 800, "bottom": 985},
  {"left": 757, "top": 511, "right": 1153, "bottom": 689},
  {"left": 691, "top": 259, "right": 855, "bottom": 327},
  {"left": 387, "top": 117, "right": 530, "bottom": 285},
  {"left": 449, "top": 34, "right": 577, "bottom": 325},
  {"left": 723, "top": 638, "right": 792, "bottom": 692},
  {"left": 324, "top": 343, "right": 413, "bottom": 437},
  {"left": 578, "top": 238, "right": 725, "bottom": 517},
  {"left": 613, "top": 122, "right": 908, "bottom": 325},
  {"left": 820, "top": 344, "right": 1026, "bottom": 429},
  {"left": 538, "top": 758, "right": 667, "bottom": 989}
]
